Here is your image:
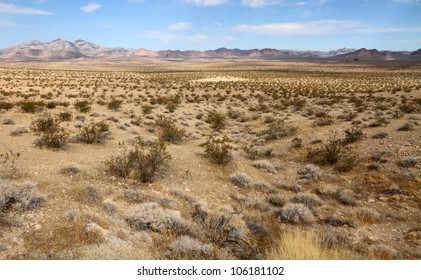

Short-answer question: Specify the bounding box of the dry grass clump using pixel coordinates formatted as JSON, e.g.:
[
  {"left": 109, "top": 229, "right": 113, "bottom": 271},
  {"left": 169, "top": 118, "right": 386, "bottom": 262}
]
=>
[
  {"left": 229, "top": 172, "right": 253, "bottom": 188},
  {"left": 279, "top": 203, "right": 315, "bottom": 224},
  {"left": 266, "top": 228, "right": 355, "bottom": 259},
  {"left": 397, "top": 157, "right": 418, "bottom": 168},
  {"left": 200, "top": 135, "right": 233, "bottom": 165},
  {"left": 266, "top": 194, "right": 286, "bottom": 207},
  {"left": 352, "top": 207, "right": 380, "bottom": 224},
  {"left": 297, "top": 164, "right": 322, "bottom": 180},
  {"left": 23, "top": 213, "right": 107, "bottom": 259},
  {"left": 107, "top": 141, "right": 171, "bottom": 183}
]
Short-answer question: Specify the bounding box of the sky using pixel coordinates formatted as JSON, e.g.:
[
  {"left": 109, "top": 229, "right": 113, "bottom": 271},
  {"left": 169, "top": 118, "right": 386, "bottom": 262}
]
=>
[{"left": 0, "top": 0, "right": 420, "bottom": 51}]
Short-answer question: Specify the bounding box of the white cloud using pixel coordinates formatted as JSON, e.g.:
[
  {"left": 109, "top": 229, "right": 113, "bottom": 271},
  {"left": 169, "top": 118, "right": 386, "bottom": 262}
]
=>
[
  {"left": 186, "top": 34, "right": 208, "bottom": 41},
  {"left": 234, "top": 20, "right": 359, "bottom": 35},
  {"left": 0, "top": 2, "right": 51, "bottom": 15},
  {"left": 240, "top": 0, "right": 279, "bottom": 8},
  {"left": 183, "top": 0, "right": 228, "bottom": 6},
  {"left": 81, "top": 3, "right": 102, "bottom": 13},
  {"left": 357, "top": 26, "right": 421, "bottom": 33},
  {"left": 0, "top": 19, "right": 15, "bottom": 26},
  {"left": 169, "top": 22, "right": 192, "bottom": 31}
]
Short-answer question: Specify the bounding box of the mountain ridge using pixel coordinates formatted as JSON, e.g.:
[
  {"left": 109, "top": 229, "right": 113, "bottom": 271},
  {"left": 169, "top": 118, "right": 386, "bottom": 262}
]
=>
[{"left": 0, "top": 39, "right": 419, "bottom": 62}]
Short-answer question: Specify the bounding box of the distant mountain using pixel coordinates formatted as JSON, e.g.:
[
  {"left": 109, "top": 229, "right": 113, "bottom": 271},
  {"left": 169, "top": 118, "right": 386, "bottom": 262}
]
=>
[
  {"left": 0, "top": 39, "right": 419, "bottom": 62},
  {"left": 333, "top": 48, "right": 411, "bottom": 61}
]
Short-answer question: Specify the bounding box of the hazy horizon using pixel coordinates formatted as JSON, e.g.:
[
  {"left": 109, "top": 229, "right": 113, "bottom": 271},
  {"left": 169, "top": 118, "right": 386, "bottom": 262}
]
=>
[{"left": 0, "top": 0, "right": 420, "bottom": 51}]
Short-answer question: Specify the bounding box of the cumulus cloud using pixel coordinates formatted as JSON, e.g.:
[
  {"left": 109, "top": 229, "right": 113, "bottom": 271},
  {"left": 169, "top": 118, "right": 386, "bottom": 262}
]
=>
[
  {"left": 169, "top": 22, "right": 192, "bottom": 31},
  {"left": 183, "top": 0, "right": 228, "bottom": 6},
  {"left": 81, "top": 3, "right": 102, "bottom": 13},
  {"left": 234, "top": 20, "right": 360, "bottom": 35},
  {"left": 0, "top": 2, "right": 51, "bottom": 15}
]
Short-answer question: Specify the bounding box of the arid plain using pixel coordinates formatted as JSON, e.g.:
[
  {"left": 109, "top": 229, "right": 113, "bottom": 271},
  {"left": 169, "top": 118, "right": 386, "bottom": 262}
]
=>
[{"left": 0, "top": 59, "right": 420, "bottom": 260}]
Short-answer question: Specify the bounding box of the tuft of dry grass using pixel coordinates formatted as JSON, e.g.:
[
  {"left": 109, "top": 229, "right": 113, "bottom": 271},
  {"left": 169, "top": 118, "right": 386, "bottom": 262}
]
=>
[{"left": 266, "top": 228, "right": 356, "bottom": 260}]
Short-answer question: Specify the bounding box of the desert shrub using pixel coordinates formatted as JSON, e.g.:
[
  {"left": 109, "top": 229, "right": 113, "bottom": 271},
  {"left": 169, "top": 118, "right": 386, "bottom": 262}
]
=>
[
  {"left": 31, "top": 114, "right": 69, "bottom": 149},
  {"left": 353, "top": 207, "right": 380, "bottom": 224},
  {"left": 263, "top": 121, "right": 297, "bottom": 140},
  {"left": 335, "top": 151, "right": 359, "bottom": 172},
  {"left": 266, "top": 194, "right": 286, "bottom": 207},
  {"left": 252, "top": 160, "right": 277, "bottom": 173},
  {"left": 307, "top": 135, "right": 343, "bottom": 165},
  {"left": 155, "top": 116, "right": 186, "bottom": 144},
  {"left": 368, "top": 116, "right": 389, "bottom": 127},
  {"left": 297, "top": 164, "right": 322, "bottom": 180},
  {"left": 0, "top": 101, "right": 14, "bottom": 111},
  {"left": 337, "top": 189, "right": 357, "bottom": 206},
  {"left": 396, "top": 123, "right": 414, "bottom": 131},
  {"left": 279, "top": 203, "right": 315, "bottom": 224},
  {"left": 20, "top": 100, "right": 45, "bottom": 113},
  {"left": 200, "top": 135, "right": 233, "bottom": 165},
  {"left": 344, "top": 125, "right": 364, "bottom": 144},
  {"left": 78, "top": 121, "right": 110, "bottom": 144},
  {"left": 313, "top": 116, "right": 334, "bottom": 127},
  {"left": 291, "top": 137, "right": 303, "bottom": 149},
  {"left": 243, "top": 145, "right": 273, "bottom": 160},
  {"left": 372, "top": 131, "right": 388, "bottom": 139},
  {"left": 290, "top": 193, "right": 322, "bottom": 209},
  {"left": 10, "top": 127, "right": 30, "bottom": 136},
  {"left": 397, "top": 157, "right": 418, "bottom": 168},
  {"left": 74, "top": 100, "right": 91, "bottom": 113},
  {"left": 107, "top": 141, "right": 171, "bottom": 183},
  {"left": 206, "top": 110, "right": 226, "bottom": 131},
  {"left": 278, "top": 183, "right": 303, "bottom": 193},
  {"left": 142, "top": 104, "right": 154, "bottom": 114},
  {"left": 60, "top": 164, "right": 81, "bottom": 175},
  {"left": 107, "top": 99, "right": 123, "bottom": 111},
  {"left": 229, "top": 172, "right": 253, "bottom": 188},
  {"left": 57, "top": 111, "right": 72, "bottom": 122},
  {"left": 0, "top": 180, "right": 45, "bottom": 212},
  {"left": 167, "top": 235, "right": 213, "bottom": 259}
]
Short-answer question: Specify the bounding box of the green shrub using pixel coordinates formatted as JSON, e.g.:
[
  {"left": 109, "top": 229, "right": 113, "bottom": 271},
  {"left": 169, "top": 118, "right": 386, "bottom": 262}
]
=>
[
  {"left": 78, "top": 121, "right": 110, "bottom": 144},
  {"left": 344, "top": 125, "right": 364, "bottom": 144},
  {"left": 107, "top": 99, "right": 123, "bottom": 111},
  {"left": 31, "top": 114, "right": 69, "bottom": 149},
  {"left": 107, "top": 141, "right": 171, "bottom": 183},
  {"left": 155, "top": 116, "right": 186, "bottom": 144},
  {"left": 74, "top": 100, "right": 92, "bottom": 113},
  {"left": 0, "top": 102, "right": 14, "bottom": 111},
  {"left": 200, "top": 135, "right": 233, "bottom": 165},
  {"left": 20, "top": 100, "right": 45, "bottom": 113},
  {"left": 57, "top": 111, "right": 73, "bottom": 122},
  {"left": 206, "top": 111, "right": 226, "bottom": 131}
]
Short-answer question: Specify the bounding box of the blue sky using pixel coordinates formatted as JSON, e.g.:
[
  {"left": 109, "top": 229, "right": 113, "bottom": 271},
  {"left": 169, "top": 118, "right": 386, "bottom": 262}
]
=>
[{"left": 0, "top": 0, "right": 420, "bottom": 51}]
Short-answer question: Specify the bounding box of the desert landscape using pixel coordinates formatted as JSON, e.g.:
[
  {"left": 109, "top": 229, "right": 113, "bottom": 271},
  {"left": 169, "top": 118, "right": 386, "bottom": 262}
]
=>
[{"left": 0, "top": 57, "right": 420, "bottom": 260}]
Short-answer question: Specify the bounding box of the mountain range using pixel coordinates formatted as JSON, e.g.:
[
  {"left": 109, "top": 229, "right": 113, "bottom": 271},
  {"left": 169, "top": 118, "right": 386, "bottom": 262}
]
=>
[{"left": 0, "top": 39, "right": 420, "bottom": 62}]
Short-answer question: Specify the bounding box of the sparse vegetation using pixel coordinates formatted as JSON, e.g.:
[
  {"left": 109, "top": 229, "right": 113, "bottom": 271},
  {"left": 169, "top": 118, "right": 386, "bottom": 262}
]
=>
[{"left": 200, "top": 135, "right": 233, "bottom": 165}]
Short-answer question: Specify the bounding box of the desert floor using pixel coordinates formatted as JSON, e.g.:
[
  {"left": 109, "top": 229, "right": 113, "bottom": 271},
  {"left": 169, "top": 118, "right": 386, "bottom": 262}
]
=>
[{"left": 0, "top": 59, "right": 420, "bottom": 259}]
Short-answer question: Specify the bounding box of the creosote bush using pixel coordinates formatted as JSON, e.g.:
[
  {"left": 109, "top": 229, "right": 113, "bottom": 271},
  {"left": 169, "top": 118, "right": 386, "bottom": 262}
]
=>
[
  {"left": 200, "top": 135, "right": 233, "bottom": 165},
  {"left": 206, "top": 110, "right": 226, "bottom": 131},
  {"left": 155, "top": 116, "right": 186, "bottom": 144},
  {"left": 107, "top": 140, "right": 171, "bottom": 183},
  {"left": 107, "top": 99, "right": 123, "bottom": 111},
  {"left": 78, "top": 121, "right": 110, "bottom": 144},
  {"left": 74, "top": 100, "right": 92, "bottom": 113},
  {"left": 31, "top": 114, "right": 69, "bottom": 149}
]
